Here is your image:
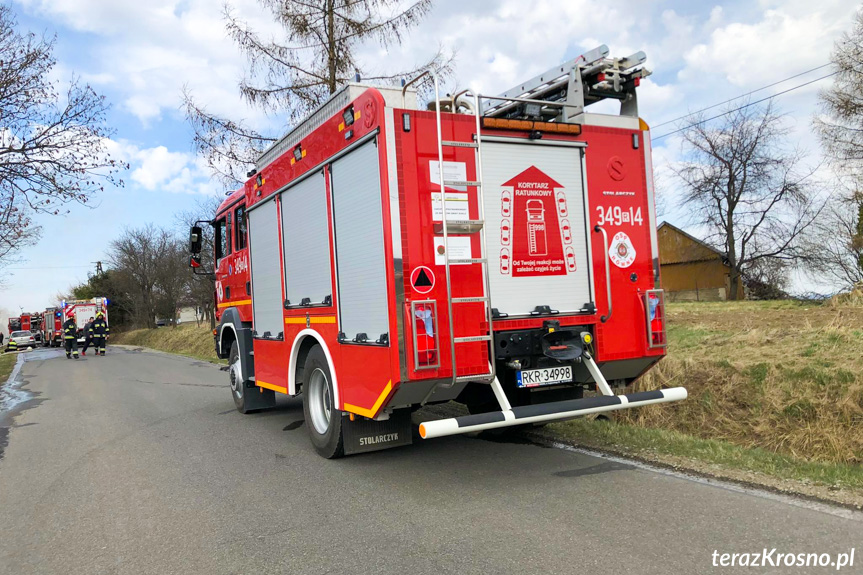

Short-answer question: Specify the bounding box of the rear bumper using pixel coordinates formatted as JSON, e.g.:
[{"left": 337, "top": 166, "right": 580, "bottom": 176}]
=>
[{"left": 419, "top": 387, "right": 687, "bottom": 439}]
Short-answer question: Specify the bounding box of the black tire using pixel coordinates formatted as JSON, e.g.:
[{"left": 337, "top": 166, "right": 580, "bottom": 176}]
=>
[
  {"left": 228, "top": 341, "right": 256, "bottom": 414},
  {"left": 302, "top": 346, "right": 344, "bottom": 459}
]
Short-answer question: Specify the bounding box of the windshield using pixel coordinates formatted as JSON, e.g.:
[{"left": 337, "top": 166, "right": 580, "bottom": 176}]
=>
[{"left": 11, "top": 331, "right": 31, "bottom": 337}]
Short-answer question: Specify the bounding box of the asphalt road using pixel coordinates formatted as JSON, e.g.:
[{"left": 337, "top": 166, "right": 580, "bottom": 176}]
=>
[{"left": 1, "top": 347, "right": 861, "bottom": 575}]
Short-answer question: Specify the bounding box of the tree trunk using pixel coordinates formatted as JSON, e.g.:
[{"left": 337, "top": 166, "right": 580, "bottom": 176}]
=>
[
  {"left": 326, "top": 0, "right": 337, "bottom": 94},
  {"left": 726, "top": 209, "right": 742, "bottom": 301},
  {"left": 729, "top": 269, "right": 742, "bottom": 301}
]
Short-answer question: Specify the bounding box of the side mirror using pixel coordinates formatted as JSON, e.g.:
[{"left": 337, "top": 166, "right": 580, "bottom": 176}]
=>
[
  {"left": 189, "top": 254, "right": 202, "bottom": 269},
  {"left": 190, "top": 226, "right": 202, "bottom": 254}
]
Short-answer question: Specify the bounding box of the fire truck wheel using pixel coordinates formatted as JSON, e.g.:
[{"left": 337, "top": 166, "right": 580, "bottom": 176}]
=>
[
  {"left": 302, "top": 346, "right": 344, "bottom": 459},
  {"left": 229, "top": 341, "right": 255, "bottom": 414}
]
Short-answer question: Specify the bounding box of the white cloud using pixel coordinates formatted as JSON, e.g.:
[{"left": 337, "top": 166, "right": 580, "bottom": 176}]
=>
[
  {"left": 679, "top": 4, "right": 855, "bottom": 88},
  {"left": 130, "top": 146, "right": 190, "bottom": 190},
  {"left": 13, "top": 0, "right": 276, "bottom": 126},
  {"left": 101, "top": 139, "right": 216, "bottom": 195}
]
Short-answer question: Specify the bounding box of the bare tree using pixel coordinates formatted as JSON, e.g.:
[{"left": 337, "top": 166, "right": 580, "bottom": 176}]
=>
[
  {"left": 676, "top": 102, "right": 823, "bottom": 300},
  {"left": 176, "top": 195, "right": 222, "bottom": 328},
  {"left": 802, "top": 183, "right": 863, "bottom": 290},
  {"left": 153, "top": 236, "right": 190, "bottom": 327},
  {"left": 0, "top": 202, "right": 39, "bottom": 287},
  {"left": 815, "top": 10, "right": 863, "bottom": 178},
  {"left": 808, "top": 12, "right": 863, "bottom": 292},
  {"left": 107, "top": 226, "right": 166, "bottom": 328},
  {"left": 0, "top": 6, "right": 126, "bottom": 269},
  {"left": 184, "top": 0, "right": 449, "bottom": 187}
]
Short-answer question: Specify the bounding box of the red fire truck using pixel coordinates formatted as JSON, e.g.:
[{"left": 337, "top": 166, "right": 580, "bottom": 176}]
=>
[
  {"left": 61, "top": 298, "right": 109, "bottom": 343},
  {"left": 42, "top": 307, "right": 64, "bottom": 347},
  {"left": 191, "top": 45, "right": 686, "bottom": 458},
  {"left": 8, "top": 313, "right": 42, "bottom": 342}
]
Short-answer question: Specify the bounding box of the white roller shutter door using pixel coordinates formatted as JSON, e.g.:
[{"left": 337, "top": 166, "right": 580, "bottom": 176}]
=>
[
  {"left": 248, "top": 198, "right": 284, "bottom": 337},
  {"left": 281, "top": 171, "right": 332, "bottom": 307},
  {"left": 330, "top": 139, "right": 389, "bottom": 342}
]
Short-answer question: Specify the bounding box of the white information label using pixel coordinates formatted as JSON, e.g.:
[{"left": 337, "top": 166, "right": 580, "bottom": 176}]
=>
[
  {"left": 434, "top": 236, "right": 472, "bottom": 265},
  {"left": 430, "top": 161, "right": 467, "bottom": 190},
  {"left": 431, "top": 192, "right": 470, "bottom": 221}
]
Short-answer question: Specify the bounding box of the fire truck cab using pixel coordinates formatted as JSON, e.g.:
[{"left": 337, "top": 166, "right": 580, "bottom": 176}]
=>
[{"left": 194, "top": 45, "right": 686, "bottom": 458}]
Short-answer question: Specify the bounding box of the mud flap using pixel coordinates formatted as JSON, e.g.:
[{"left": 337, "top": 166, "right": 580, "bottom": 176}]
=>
[
  {"left": 245, "top": 383, "right": 277, "bottom": 410},
  {"left": 342, "top": 408, "right": 413, "bottom": 455}
]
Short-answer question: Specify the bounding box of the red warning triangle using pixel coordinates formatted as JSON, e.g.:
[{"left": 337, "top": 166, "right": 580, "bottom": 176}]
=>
[
  {"left": 501, "top": 165, "right": 563, "bottom": 189},
  {"left": 414, "top": 268, "right": 433, "bottom": 288}
]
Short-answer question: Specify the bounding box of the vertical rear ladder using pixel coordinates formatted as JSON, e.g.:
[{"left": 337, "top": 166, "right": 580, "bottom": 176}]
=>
[{"left": 422, "top": 72, "right": 497, "bottom": 390}]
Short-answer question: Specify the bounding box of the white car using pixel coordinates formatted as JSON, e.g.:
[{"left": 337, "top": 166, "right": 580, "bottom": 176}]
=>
[{"left": 8, "top": 330, "right": 36, "bottom": 349}]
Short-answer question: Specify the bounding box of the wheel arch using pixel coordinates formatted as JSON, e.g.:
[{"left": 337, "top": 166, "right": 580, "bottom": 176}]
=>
[
  {"left": 289, "top": 330, "right": 340, "bottom": 406},
  {"left": 218, "top": 307, "right": 254, "bottom": 381},
  {"left": 217, "top": 307, "right": 248, "bottom": 358},
  {"left": 219, "top": 323, "right": 238, "bottom": 359}
]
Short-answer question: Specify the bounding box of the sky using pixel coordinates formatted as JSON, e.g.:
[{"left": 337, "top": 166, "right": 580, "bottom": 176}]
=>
[{"left": 0, "top": 0, "right": 859, "bottom": 319}]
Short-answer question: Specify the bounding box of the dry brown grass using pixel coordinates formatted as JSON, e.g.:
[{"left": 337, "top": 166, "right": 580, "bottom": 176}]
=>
[
  {"left": 112, "top": 324, "right": 220, "bottom": 362},
  {"left": 619, "top": 299, "right": 863, "bottom": 464}
]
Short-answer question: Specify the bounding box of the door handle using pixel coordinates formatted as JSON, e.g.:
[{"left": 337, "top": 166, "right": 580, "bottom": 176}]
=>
[{"left": 594, "top": 225, "right": 612, "bottom": 323}]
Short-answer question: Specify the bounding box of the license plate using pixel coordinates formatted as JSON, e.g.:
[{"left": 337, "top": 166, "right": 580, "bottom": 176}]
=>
[{"left": 516, "top": 366, "right": 573, "bottom": 388}]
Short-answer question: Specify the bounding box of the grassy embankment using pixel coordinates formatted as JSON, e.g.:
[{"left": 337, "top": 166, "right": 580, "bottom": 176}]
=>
[
  {"left": 0, "top": 352, "right": 17, "bottom": 382},
  {"left": 551, "top": 295, "right": 863, "bottom": 490},
  {"left": 111, "top": 324, "right": 220, "bottom": 363},
  {"left": 112, "top": 297, "right": 863, "bottom": 492}
]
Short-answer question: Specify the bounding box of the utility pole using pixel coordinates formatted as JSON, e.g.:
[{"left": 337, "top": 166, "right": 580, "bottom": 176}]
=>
[{"left": 92, "top": 261, "right": 103, "bottom": 275}]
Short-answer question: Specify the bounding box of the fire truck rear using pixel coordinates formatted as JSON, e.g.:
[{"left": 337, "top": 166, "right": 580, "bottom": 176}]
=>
[
  {"left": 42, "top": 308, "right": 64, "bottom": 347},
  {"left": 61, "top": 298, "right": 109, "bottom": 343},
  {"left": 192, "top": 45, "right": 686, "bottom": 458}
]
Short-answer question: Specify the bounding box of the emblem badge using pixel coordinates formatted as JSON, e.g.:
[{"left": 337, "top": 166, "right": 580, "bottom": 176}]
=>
[{"left": 609, "top": 231, "right": 636, "bottom": 268}]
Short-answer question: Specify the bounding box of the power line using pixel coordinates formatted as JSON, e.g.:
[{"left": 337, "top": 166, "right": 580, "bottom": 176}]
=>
[
  {"left": 653, "top": 71, "right": 839, "bottom": 141},
  {"left": 4, "top": 265, "right": 93, "bottom": 270},
  {"left": 652, "top": 63, "right": 833, "bottom": 130}
]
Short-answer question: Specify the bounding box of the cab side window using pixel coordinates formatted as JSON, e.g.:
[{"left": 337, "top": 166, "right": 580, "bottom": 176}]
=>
[
  {"left": 235, "top": 205, "right": 247, "bottom": 250},
  {"left": 215, "top": 217, "right": 229, "bottom": 261}
]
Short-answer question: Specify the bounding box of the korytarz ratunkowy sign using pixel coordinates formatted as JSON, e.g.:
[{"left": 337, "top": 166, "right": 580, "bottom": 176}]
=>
[{"left": 499, "top": 166, "right": 576, "bottom": 277}]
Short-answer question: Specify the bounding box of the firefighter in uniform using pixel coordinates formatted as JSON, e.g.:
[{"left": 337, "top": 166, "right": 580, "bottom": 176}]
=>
[
  {"left": 63, "top": 312, "right": 79, "bottom": 359},
  {"left": 5, "top": 338, "right": 16, "bottom": 353},
  {"left": 91, "top": 312, "right": 109, "bottom": 356},
  {"left": 81, "top": 316, "right": 94, "bottom": 356}
]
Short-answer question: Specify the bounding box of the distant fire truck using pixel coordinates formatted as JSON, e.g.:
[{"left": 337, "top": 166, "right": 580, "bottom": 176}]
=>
[
  {"left": 42, "top": 307, "right": 64, "bottom": 347},
  {"left": 190, "top": 45, "right": 686, "bottom": 458},
  {"left": 61, "top": 298, "right": 109, "bottom": 343},
  {"left": 8, "top": 313, "right": 42, "bottom": 342}
]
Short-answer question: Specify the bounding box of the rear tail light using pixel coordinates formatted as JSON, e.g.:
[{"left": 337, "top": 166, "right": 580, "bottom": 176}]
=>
[
  {"left": 644, "top": 289, "right": 666, "bottom": 349},
  {"left": 411, "top": 301, "right": 439, "bottom": 369}
]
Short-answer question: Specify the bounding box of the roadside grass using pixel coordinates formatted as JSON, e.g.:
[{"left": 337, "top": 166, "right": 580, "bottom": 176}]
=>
[
  {"left": 111, "top": 324, "right": 221, "bottom": 363},
  {"left": 615, "top": 298, "right": 863, "bottom": 465},
  {"left": 548, "top": 419, "right": 863, "bottom": 490},
  {"left": 0, "top": 353, "right": 17, "bottom": 382}
]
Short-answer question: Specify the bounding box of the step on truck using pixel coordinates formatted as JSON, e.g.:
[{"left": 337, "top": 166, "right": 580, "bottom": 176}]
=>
[{"left": 190, "top": 45, "right": 686, "bottom": 458}]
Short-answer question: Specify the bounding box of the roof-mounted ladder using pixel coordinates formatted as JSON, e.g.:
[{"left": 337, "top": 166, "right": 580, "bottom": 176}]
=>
[{"left": 480, "top": 44, "right": 651, "bottom": 122}]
